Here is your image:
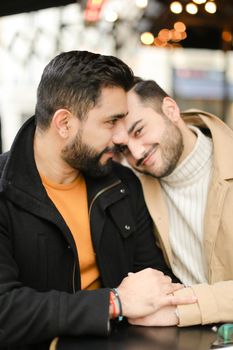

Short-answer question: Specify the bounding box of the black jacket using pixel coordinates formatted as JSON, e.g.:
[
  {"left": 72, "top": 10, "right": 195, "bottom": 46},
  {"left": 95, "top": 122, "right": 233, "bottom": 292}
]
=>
[{"left": 0, "top": 117, "right": 175, "bottom": 349}]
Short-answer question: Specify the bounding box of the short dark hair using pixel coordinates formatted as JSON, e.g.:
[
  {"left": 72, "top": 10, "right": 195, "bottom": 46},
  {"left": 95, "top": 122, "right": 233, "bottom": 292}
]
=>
[
  {"left": 132, "top": 78, "right": 169, "bottom": 114},
  {"left": 35, "top": 50, "right": 134, "bottom": 130}
]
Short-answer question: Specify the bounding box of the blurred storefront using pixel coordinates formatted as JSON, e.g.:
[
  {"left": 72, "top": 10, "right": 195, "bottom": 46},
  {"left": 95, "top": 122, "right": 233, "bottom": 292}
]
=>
[{"left": 0, "top": 0, "right": 232, "bottom": 151}]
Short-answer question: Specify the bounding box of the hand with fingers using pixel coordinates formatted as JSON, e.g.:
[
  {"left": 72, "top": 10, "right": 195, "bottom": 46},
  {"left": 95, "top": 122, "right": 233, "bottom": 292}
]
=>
[
  {"left": 128, "top": 305, "right": 180, "bottom": 326},
  {"left": 117, "top": 268, "right": 197, "bottom": 321}
]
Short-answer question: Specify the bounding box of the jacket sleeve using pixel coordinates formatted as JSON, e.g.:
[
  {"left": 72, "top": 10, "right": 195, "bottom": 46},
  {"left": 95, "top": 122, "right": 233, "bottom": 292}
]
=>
[
  {"left": 175, "top": 281, "right": 233, "bottom": 326},
  {"left": 0, "top": 219, "right": 110, "bottom": 346}
]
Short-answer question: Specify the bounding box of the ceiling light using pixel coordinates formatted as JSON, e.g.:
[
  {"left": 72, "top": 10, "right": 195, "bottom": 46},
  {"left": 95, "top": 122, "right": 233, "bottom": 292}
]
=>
[
  {"left": 140, "top": 32, "right": 154, "bottom": 45},
  {"left": 186, "top": 3, "right": 198, "bottom": 14},
  {"left": 104, "top": 10, "right": 118, "bottom": 22},
  {"left": 158, "top": 29, "right": 171, "bottom": 42},
  {"left": 135, "top": 0, "right": 148, "bottom": 9},
  {"left": 222, "top": 30, "right": 232, "bottom": 42},
  {"left": 174, "top": 21, "right": 186, "bottom": 32},
  {"left": 205, "top": 1, "right": 217, "bottom": 13},
  {"left": 193, "top": 0, "right": 206, "bottom": 4},
  {"left": 154, "top": 37, "right": 166, "bottom": 47},
  {"left": 170, "top": 29, "right": 182, "bottom": 42},
  {"left": 170, "top": 1, "right": 183, "bottom": 14}
]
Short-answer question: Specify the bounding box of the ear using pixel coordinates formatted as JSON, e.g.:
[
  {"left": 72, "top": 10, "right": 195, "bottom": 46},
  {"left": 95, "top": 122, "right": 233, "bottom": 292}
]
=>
[
  {"left": 52, "top": 109, "right": 74, "bottom": 139},
  {"left": 161, "top": 97, "right": 180, "bottom": 123}
]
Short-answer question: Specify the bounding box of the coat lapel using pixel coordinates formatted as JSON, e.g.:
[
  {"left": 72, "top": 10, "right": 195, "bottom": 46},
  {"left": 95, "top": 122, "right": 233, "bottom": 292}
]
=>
[
  {"left": 203, "top": 167, "right": 229, "bottom": 282},
  {"left": 139, "top": 174, "right": 173, "bottom": 267}
]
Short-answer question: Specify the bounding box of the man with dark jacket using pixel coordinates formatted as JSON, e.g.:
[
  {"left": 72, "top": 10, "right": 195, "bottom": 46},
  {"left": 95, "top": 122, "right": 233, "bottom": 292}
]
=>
[{"left": 0, "top": 51, "right": 195, "bottom": 349}]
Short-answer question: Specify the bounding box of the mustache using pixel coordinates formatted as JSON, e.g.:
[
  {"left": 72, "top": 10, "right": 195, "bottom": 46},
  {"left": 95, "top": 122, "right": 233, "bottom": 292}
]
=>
[
  {"left": 100, "top": 145, "right": 120, "bottom": 157},
  {"left": 114, "top": 144, "right": 127, "bottom": 154},
  {"left": 136, "top": 145, "right": 157, "bottom": 167}
]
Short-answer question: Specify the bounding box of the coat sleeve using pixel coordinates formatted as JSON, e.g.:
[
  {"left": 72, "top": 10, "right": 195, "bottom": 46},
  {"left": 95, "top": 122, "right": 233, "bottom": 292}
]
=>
[
  {"left": 0, "top": 214, "right": 110, "bottom": 346},
  {"left": 175, "top": 281, "right": 233, "bottom": 326}
]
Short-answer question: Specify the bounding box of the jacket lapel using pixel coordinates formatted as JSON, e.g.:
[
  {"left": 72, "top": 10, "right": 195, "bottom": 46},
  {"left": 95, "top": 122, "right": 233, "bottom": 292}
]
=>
[
  {"left": 203, "top": 167, "right": 229, "bottom": 282},
  {"left": 140, "top": 174, "right": 173, "bottom": 267}
]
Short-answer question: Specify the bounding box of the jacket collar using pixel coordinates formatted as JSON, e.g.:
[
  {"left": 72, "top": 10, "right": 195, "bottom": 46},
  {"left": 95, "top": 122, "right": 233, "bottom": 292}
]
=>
[
  {"left": 0, "top": 116, "right": 127, "bottom": 253},
  {"left": 0, "top": 116, "right": 48, "bottom": 202},
  {"left": 0, "top": 116, "right": 124, "bottom": 207},
  {"left": 181, "top": 109, "right": 233, "bottom": 180}
]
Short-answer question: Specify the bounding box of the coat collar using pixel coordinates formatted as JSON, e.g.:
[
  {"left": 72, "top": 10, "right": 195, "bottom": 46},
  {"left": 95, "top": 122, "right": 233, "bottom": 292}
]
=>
[
  {"left": 0, "top": 116, "right": 48, "bottom": 202},
  {"left": 181, "top": 109, "right": 233, "bottom": 180},
  {"left": 0, "top": 116, "right": 124, "bottom": 202},
  {"left": 0, "top": 116, "right": 127, "bottom": 254}
]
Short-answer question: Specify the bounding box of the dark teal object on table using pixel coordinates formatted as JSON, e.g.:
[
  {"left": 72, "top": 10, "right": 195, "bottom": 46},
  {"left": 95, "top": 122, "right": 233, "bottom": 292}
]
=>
[{"left": 211, "top": 324, "right": 233, "bottom": 349}]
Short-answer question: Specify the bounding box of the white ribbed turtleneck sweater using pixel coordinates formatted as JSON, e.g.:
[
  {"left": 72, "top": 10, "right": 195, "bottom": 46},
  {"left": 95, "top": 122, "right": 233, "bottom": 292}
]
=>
[{"left": 160, "top": 126, "right": 213, "bottom": 285}]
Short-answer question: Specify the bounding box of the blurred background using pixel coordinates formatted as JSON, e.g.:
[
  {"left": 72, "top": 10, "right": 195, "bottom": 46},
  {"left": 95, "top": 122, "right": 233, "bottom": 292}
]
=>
[{"left": 0, "top": 0, "right": 232, "bottom": 152}]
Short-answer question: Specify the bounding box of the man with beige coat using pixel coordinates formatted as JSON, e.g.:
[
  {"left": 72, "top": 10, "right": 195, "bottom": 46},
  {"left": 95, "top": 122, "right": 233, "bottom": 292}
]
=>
[{"left": 120, "top": 78, "right": 233, "bottom": 327}]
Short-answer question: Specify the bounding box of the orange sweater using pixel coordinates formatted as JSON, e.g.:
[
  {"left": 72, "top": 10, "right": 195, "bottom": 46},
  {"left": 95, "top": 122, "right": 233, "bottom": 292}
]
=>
[{"left": 41, "top": 174, "right": 100, "bottom": 290}]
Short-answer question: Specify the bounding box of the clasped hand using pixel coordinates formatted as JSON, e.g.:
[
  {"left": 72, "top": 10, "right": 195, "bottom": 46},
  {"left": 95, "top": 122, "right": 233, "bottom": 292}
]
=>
[{"left": 117, "top": 268, "right": 197, "bottom": 326}]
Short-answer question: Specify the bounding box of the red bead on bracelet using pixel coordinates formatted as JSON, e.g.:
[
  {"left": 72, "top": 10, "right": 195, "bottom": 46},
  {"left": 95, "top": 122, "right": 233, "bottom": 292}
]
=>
[{"left": 109, "top": 291, "right": 117, "bottom": 319}]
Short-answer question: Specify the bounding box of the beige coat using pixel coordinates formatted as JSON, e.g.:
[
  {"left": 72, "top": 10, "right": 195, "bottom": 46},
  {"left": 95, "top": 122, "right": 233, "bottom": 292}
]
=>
[{"left": 140, "top": 110, "right": 233, "bottom": 326}]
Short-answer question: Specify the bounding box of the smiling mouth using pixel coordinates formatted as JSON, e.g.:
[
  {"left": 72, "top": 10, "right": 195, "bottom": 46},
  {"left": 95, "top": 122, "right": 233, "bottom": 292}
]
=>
[{"left": 142, "top": 146, "right": 157, "bottom": 166}]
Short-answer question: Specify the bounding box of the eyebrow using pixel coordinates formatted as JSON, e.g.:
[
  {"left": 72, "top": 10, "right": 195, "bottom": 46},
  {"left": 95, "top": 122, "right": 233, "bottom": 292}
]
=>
[
  {"left": 109, "top": 112, "right": 128, "bottom": 120},
  {"left": 128, "top": 119, "right": 142, "bottom": 135}
]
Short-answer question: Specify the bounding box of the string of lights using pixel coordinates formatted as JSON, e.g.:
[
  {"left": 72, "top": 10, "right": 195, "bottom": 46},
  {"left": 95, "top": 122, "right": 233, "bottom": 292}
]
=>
[
  {"left": 170, "top": 0, "right": 217, "bottom": 15},
  {"left": 138, "top": 0, "right": 232, "bottom": 49}
]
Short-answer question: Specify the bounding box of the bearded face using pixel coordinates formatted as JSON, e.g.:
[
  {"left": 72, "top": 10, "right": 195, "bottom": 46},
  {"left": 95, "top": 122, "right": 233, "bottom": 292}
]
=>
[
  {"left": 124, "top": 91, "right": 184, "bottom": 179},
  {"left": 133, "top": 117, "right": 184, "bottom": 178},
  {"left": 61, "top": 128, "right": 119, "bottom": 178}
]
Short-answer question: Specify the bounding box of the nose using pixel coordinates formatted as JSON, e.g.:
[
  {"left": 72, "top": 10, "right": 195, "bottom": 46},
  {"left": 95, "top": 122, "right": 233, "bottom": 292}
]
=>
[
  {"left": 112, "top": 120, "right": 129, "bottom": 146},
  {"left": 127, "top": 141, "right": 145, "bottom": 161}
]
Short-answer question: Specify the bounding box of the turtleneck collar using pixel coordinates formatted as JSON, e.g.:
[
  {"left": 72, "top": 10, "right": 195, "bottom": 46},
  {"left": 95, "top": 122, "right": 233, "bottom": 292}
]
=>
[{"left": 161, "top": 126, "right": 213, "bottom": 187}]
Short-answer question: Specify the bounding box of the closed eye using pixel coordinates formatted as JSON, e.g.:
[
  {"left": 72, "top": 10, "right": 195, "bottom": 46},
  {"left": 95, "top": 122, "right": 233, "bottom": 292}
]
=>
[
  {"left": 106, "top": 118, "right": 118, "bottom": 126},
  {"left": 109, "top": 119, "right": 118, "bottom": 125}
]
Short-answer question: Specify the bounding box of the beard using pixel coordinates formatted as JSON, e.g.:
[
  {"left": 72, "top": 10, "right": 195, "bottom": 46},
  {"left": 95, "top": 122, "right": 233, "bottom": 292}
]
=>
[
  {"left": 61, "top": 130, "right": 116, "bottom": 178},
  {"left": 135, "top": 117, "right": 184, "bottom": 178}
]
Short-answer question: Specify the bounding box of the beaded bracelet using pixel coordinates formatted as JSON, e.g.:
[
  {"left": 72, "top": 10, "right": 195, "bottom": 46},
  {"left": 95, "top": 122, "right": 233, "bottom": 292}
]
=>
[
  {"left": 109, "top": 290, "right": 117, "bottom": 319},
  {"left": 111, "top": 288, "right": 123, "bottom": 322}
]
